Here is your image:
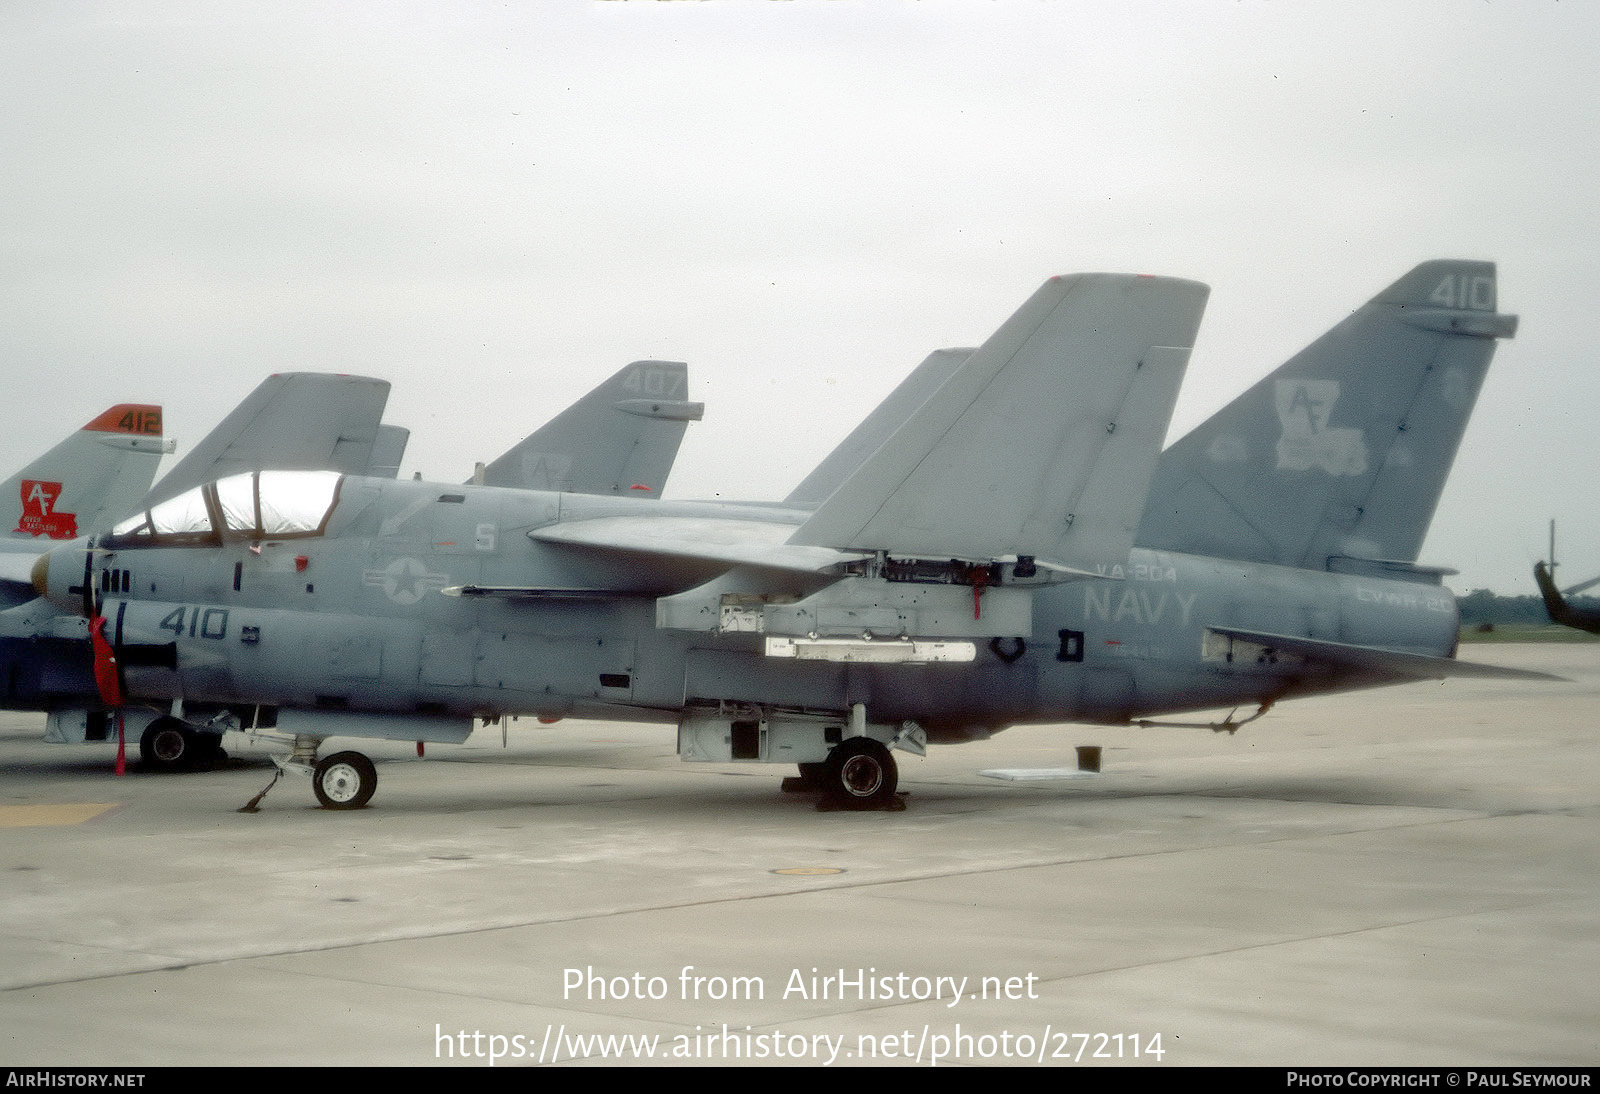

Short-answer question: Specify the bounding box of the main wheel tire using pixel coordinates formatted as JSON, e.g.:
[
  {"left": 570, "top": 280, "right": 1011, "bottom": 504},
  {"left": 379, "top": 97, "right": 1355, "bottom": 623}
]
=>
[
  {"left": 824, "top": 738, "right": 898, "bottom": 808},
  {"left": 313, "top": 751, "right": 377, "bottom": 810},
  {"left": 139, "top": 719, "right": 193, "bottom": 772}
]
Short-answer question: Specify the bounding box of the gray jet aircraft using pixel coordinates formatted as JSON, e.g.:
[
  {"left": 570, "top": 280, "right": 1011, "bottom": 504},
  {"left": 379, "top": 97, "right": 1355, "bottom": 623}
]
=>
[
  {"left": 0, "top": 404, "right": 172, "bottom": 572},
  {"left": 28, "top": 263, "right": 1543, "bottom": 811},
  {"left": 472, "top": 359, "right": 702, "bottom": 496},
  {"left": 2, "top": 373, "right": 394, "bottom": 767},
  {"left": 0, "top": 402, "right": 172, "bottom": 748},
  {"left": 7, "top": 363, "right": 703, "bottom": 770}
]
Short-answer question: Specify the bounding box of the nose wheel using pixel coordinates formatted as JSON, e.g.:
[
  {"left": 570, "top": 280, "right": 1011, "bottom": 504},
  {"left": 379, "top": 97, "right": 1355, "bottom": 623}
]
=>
[
  {"left": 239, "top": 738, "right": 381, "bottom": 813},
  {"left": 312, "top": 751, "right": 378, "bottom": 810}
]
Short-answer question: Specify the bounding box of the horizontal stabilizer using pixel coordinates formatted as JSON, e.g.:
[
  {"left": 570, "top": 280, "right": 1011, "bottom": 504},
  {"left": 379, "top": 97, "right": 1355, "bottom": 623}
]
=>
[
  {"left": 1325, "top": 556, "right": 1458, "bottom": 585},
  {"left": 789, "top": 273, "right": 1207, "bottom": 570},
  {"left": 143, "top": 374, "right": 391, "bottom": 508},
  {"left": 1208, "top": 626, "right": 1565, "bottom": 682}
]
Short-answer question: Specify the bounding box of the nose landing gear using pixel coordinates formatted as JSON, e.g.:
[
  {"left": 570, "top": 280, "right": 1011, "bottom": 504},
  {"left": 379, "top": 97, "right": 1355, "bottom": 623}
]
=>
[{"left": 312, "top": 751, "right": 378, "bottom": 810}]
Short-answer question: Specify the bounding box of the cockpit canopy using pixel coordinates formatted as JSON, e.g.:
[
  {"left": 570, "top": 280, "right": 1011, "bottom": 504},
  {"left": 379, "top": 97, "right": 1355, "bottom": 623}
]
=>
[{"left": 107, "top": 470, "right": 343, "bottom": 546}]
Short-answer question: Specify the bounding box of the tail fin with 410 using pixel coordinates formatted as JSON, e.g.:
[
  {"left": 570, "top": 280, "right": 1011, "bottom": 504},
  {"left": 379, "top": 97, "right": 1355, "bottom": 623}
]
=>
[{"left": 1137, "top": 260, "right": 1517, "bottom": 578}]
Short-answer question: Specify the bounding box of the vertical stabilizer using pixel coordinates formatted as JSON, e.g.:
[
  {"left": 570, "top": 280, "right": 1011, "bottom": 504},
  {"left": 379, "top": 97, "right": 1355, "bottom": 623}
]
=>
[
  {"left": 142, "top": 373, "right": 391, "bottom": 508},
  {"left": 783, "top": 348, "right": 971, "bottom": 511},
  {"left": 1137, "top": 261, "right": 1516, "bottom": 570},
  {"left": 1, "top": 405, "right": 170, "bottom": 544},
  {"left": 366, "top": 425, "right": 411, "bottom": 479},
  {"left": 478, "top": 360, "right": 703, "bottom": 497},
  {"left": 790, "top": 273, "right": 1207, "bottom": 572}
]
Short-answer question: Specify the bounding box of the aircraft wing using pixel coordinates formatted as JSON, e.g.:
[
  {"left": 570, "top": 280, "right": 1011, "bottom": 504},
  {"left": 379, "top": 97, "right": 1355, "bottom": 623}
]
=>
[
  {"left": 141, "top": 373, "right": 392, "bottom": 508},
  {"left": 788, "top": 273, "right": 1207, "bottom": 570},
  {"left": 1208, "top": 626, "right": 1566, "bottom": 682},
  {"left": 530, "top": 515, "right": 856, "bottom": 573}
]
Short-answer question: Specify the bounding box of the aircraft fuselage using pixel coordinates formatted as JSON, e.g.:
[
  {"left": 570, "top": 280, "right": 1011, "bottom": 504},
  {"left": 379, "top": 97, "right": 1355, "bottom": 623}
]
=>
[{"left": 46, "top": 477, "right": 1462, "bottom": 742}]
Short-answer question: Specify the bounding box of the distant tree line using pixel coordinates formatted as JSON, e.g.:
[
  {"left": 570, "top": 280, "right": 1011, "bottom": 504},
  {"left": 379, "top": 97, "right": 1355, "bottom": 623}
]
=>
[{"left": 1456, "top": 588, "right": 1600, "bottom": 627}]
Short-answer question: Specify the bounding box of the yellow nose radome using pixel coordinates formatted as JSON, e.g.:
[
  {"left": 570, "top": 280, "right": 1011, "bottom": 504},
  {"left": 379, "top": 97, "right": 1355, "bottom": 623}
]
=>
[{"left": 28, "top": 547, "right": 94, "bottom": 615}]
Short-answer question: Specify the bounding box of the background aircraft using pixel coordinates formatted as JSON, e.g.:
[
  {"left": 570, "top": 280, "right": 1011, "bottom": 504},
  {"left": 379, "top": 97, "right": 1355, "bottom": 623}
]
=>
[
  {"left": 1530, "top": 521, "right": 1600, "bottom": 634},
  {"left": 472, "top": 359, "right": 702, "bottom": 496},
  {"left": 30, "top": 261, "right": 1541, "bottom": 812},
  {"left": 0, "top": 404, "right": 172, "bottom": 572},
  {"left": 1533, "top": 561, "right": 1600, "bottom": 634},
  {"left": 137, "top": 373, "right": 394, "bottom": 509},
  {"left": 0, "top": 403, "right": 173, "bottom": 764}
]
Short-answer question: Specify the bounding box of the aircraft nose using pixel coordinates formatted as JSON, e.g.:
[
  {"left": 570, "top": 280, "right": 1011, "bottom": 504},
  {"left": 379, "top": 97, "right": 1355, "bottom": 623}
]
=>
[{"left": 33, "top": 546, "right": 92, "bottom": 616}]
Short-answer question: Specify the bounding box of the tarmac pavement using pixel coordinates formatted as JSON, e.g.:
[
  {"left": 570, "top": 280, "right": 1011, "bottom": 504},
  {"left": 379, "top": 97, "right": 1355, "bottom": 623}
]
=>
[{"left": 0, "top": 643, "right": 1594, "bottom": 1067}]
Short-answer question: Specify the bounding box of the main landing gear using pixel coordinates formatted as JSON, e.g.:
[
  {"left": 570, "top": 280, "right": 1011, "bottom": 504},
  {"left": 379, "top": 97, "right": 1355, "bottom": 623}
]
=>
[
  {"left": 787, "top": 737, "right": 906, "bottom": 811},
  {"left": 139, "top": 717, "right": 226, "bottom": 772},
  {"left": 824, "top": 737, "right": 900, "bottom": 808}
]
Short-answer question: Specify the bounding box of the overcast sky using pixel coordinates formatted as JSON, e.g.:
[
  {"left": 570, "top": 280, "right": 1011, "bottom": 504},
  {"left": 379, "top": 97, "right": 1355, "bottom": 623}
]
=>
[{"left": 3, "top": 1, "right": 1596, "bottom": 592}]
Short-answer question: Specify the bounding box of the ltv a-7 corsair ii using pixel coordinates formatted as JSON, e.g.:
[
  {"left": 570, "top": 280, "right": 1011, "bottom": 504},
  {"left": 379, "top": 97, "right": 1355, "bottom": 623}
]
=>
[
  {"left": 0, "top": 403, "right": 172, "bottom": 570},
  {"left": 28, "top": 263, "right": 1542, "bottom": 810},
  {"left": 3, "top": 360, "right": 701, "bottom": 771},
  {"left": 0, "top": 374, "right": 395, "bottom": 767}
]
